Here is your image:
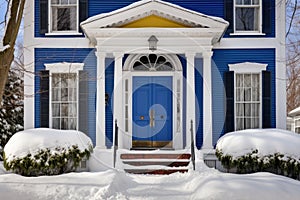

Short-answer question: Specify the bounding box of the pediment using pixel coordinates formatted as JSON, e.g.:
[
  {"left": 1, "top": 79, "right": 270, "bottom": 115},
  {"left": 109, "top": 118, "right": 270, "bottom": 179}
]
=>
[
  {"left": 81, "top": 0, "right": 228, "bottom": 29},
  {"left": 81, "top": 0, "right": 229, "bottom": 45}
]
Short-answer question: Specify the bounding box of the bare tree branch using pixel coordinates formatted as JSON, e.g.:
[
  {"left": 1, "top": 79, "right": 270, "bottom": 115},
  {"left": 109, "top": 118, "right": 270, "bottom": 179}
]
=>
[{"left": 286, "top": 0, "right": 298, "bottom": 37}]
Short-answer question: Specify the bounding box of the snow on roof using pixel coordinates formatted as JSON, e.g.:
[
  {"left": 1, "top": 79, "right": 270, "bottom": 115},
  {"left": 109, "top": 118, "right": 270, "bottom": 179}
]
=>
[
  {"left": 289, "top": 106, "right": 300, "bottom": 117},
  {"left": 81, "top": 0, "right": 228, "bottom": 27},
  {"left": 216, "top": 129, "right": 300, "bottom": 160},
  {"left": 4, "top": 128, "right": 93, "bottom": 162}
]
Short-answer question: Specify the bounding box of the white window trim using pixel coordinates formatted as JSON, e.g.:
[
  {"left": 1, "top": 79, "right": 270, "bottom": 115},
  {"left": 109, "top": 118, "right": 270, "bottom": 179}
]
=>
[
  {"left": 45, "top": 62, "right": 84, "bottom": 73},
  {"left": 45, "top": 62, "right": 84, "bottom": 130},
  {"left": 48, "top": 0, "right": 80, "bottom": 34},
  {"left": 229, "top": 62, "right": 267, "bottom": 73},
  {"left": 229, "top": 62, "right": 267, "bottom": 131},
  {"left": 294, "top": 117, "right": 300, "bottom": 133},
  {"left": 233, "top": 0, "right": 263, "bottom": 34}
]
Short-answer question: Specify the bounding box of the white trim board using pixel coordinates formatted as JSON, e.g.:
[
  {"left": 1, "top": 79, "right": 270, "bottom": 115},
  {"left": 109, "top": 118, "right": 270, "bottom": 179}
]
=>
[
  {"left": 45, "top": 62, "right": 84, "bottom": 73},
  {"left": 229, "top": 62, "right": 267, "bottom": 73}
]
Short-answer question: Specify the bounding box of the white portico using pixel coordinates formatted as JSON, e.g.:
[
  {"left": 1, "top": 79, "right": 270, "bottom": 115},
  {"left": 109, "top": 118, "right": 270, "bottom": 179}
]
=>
[{"left": 80, "top": 0, "right": 228, "bottom": 150}]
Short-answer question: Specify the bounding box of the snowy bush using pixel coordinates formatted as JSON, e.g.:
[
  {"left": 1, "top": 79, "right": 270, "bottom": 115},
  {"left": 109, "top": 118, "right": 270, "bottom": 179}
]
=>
[
  {"left": 216, "top": 129, "right": 300, "bottom": 179},
  {"left": 3, "top": 128, "right": 93, "bottom": 176},
  {"left": 0, "top": 70, "right": 23, "bottom": 161}
]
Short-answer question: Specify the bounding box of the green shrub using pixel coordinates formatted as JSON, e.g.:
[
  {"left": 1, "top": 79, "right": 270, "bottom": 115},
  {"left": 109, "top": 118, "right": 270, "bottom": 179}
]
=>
[
  {"left": 4, "top": 145, "right": 93, "bottom": 176},
  {"left": 216, "top": 149, "right": 300, "bottom": 180}
]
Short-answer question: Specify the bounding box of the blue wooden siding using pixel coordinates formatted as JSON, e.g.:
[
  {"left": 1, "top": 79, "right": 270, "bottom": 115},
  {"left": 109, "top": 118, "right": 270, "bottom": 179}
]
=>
[
  {"left": 212, "top": 48, "right": 276, "bottom": 146},
  {"left": 178, "top": 55, "right": 187, "bottom": 148},
  {"left": 105, "top": 58, "right": 115, "bottom": 148},
  {"left": 88, "top": 0, "right": 224, "bottom": 18},
  {"left": 195, "top": 58, "right": 204, "bottom": 149},
  {"left": 34, "top": 0, "right": 273, "bottom": 38},
  {"left": 178, "top": 56, "right": 204, "bottom": 149},
  {"left": 34, "top": 48, "right": 97, "bottom": 146}
]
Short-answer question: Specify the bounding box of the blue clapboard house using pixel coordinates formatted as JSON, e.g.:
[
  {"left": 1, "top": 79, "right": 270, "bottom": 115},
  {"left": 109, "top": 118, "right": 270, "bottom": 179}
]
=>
[{"left": 23, "top": 0, "right": 286, "bottom": 169}]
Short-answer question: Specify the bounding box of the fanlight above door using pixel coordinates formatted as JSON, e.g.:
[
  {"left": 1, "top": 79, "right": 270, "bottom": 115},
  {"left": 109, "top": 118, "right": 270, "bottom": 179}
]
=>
[{"left": 132, "top": 54, "right": 174, "bottom": 71}]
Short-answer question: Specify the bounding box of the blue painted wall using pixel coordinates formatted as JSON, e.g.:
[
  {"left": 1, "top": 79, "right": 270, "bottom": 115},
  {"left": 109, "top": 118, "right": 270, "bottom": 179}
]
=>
[
  {"left": 35, "top": 48, "right": 97, "bottom": 146},
  {"left": 178, "top": 55, "right": 187, "bottom": 148},
  {"left": 34, "top": 48, "right": 276, "bottom": 148},
  {"left": 195, "top": 58, "right": 204, "bottom": 149},
  {"left": 212, "top": 48, "right": 276, "bottom": 146},
  {"left": 105, "top": 58, "right": 115, "bottom": 148},
  {"left": 88, "top": 0, "right": 224, "bottom": 18},
  {"left": 34, "top": 0, "right": 276, "bottom": 38}
]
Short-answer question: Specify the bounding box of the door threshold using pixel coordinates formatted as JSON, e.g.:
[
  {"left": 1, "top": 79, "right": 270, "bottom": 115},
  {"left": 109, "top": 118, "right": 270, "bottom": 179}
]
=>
[{"left": 130, "top": 147, "right": 175, "bottom": 151}]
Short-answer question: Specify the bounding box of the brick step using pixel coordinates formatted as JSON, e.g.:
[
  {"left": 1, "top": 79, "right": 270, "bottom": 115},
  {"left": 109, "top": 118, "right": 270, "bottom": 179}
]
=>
[
  {"left": 123, "top": 160, "right": 190, "bottom": 167},
  {"left": 120, "top": 153, "right": 191, "bottom": 160},
  {"left": 120, "top": 153, "right": 191, "bottom": 175},
  {"left": 124, "top": 169, "right": 188, "bottom": 175}
]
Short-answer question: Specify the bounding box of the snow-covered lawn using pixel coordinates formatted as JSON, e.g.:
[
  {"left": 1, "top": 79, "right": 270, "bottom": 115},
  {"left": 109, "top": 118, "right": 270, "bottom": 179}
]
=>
[
  {"left": 0, "top": 161, "right": 300, "bottom": 200},
  {"left": 1, "top": 128, "right": 300, "bottom": 199}
]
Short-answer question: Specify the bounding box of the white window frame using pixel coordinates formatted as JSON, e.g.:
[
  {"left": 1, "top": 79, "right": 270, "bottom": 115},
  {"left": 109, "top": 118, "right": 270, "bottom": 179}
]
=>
[
  {"left": 232, "top": 0, "right": 263, "bottom": 35},
  {"left": 229, "top": 62, "right": 267, "bottom": 131},
  {"left": 48, "top": 0, "right": 80, "bottom": 34},
  {"left": 294, "top": 117, "right": 300, "bottom": 134},
  {"left": 45, "top": 62, "right": 84, "bottom": 130}
]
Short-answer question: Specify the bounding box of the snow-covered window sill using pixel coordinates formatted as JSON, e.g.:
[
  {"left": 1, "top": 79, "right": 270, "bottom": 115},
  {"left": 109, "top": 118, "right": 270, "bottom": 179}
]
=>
[
  {"left": 230, "top": 32, "right": 266, "bottom": 36},
  {"left": 45, "top": 32, "right": 83, "bottom": 36}
]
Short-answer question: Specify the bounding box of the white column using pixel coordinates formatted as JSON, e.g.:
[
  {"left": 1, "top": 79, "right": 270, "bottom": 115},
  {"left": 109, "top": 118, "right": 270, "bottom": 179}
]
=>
[
  {"left": 186, "top": 52, "right": 196, "bottom": 148},
  {"left": 276, "top": 0, "right": 286, "bottom": 129},
  {"left": 202, "top": 51, "right": 213, "bottom": 150},
  {"left": 95, "top": 52, "right": 106, "bottom": 148},
  {"left": 23, "top": 1, "right": 35, "bottom": 129},
  {"left": 113, "top": 52, "right": 124, "bottom": 148}
]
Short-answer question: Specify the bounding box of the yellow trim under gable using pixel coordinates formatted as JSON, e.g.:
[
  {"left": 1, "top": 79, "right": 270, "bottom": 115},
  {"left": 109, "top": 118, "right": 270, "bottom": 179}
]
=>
[{"left": 121, "top": 15, "right": 190, "bottom": 28}]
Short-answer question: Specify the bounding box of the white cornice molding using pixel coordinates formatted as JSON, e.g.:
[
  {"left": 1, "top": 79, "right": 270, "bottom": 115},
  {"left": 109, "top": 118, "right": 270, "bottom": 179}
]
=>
[
  {"left": 45, "top": 62, "right": 84, "bottom": 73},
  {"left": 229, "top": 62, "right": 267, "bottom": 73}
]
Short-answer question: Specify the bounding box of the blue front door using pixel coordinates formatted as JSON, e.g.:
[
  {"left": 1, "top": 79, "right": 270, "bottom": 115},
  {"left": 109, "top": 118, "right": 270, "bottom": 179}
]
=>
[{"left": 132, "top": 76, "right": 173, "bottom": 148}]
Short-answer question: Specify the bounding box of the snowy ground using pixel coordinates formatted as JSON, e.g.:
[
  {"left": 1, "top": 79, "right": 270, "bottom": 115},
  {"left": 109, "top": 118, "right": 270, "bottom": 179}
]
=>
[
  {"left": 1, "top": 128, "right": 300, "bottom": 199},
  {"left": 1, "top": 161, "right": 300, "bottom": 200}
]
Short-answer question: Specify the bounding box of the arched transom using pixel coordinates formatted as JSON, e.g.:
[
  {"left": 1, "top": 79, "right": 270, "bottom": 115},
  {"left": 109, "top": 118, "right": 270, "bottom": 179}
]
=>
[{"left": 132, "top": 54, "right": 174, "bottom": 71}]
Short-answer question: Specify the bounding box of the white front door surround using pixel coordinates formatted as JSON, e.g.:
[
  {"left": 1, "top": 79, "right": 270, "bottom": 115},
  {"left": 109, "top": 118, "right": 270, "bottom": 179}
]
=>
[
  {"left": 95, "top": 49, "right": 213, "bottom": 150},
  {"left": 84, "top": 0, "right": 225, "bottom": 150},
  {"left": 122, "top": 54, "right": 183, "bottom": 149}
]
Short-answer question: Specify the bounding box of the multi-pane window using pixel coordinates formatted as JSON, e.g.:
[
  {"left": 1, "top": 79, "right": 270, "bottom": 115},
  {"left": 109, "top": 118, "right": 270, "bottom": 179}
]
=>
[
  {"left": 52, "top": 73, "right": 77, "bottom": 130},
  {"left": 295, "top": 119, "right": 300, "bottom": 134},
  {"left": 235, "top": 73, "right": 260, "bottom": 130},
  {"left": 234, "top": 0, "right": 261, "bottom": 32},
  {"left": 125, "top": 79, "right": 129, "bottom": 132},
  {"left": 50, "top": 0, "right": 78, "bottom": 32}
]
